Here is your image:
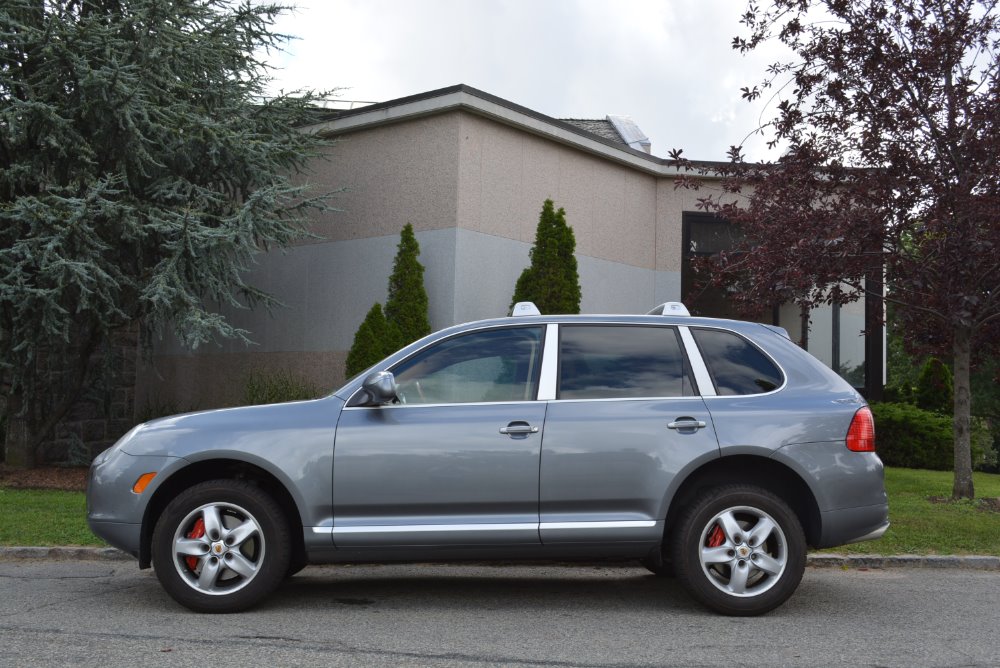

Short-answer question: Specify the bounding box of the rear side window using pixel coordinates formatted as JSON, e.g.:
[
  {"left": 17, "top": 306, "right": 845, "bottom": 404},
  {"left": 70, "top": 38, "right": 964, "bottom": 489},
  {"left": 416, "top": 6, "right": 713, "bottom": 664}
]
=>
[
  {"left": 691, "top": 328, "right": 783, "bottom": 395},
  {"left": 558, "top": 325, "right": 695, "bottom": 400}
]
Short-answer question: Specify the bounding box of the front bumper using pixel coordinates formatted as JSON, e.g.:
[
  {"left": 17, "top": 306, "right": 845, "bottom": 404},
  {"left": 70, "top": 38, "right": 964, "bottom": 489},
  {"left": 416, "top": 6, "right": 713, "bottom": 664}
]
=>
[{"left": 87, "top": 447, "right": 183, "bottom": 556}]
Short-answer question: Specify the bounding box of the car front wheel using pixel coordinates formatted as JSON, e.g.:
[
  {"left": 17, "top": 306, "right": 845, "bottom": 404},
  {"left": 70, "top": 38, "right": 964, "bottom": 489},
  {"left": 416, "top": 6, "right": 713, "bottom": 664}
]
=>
[
  {"left": 151, "top": 479, "right": 291, "bottom": 613},
  {"left": 672, "top": 485, "right": 805, "bottom": 616}
]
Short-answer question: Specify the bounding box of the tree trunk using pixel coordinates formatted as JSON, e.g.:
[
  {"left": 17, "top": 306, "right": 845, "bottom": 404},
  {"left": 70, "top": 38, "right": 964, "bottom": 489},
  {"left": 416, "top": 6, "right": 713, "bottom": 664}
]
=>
[
  {"left": 3, "top": 392, "right": 37, "bottom": 469},
  {"left": 951, "top": 325, "right": 975, "bottom": 499}
]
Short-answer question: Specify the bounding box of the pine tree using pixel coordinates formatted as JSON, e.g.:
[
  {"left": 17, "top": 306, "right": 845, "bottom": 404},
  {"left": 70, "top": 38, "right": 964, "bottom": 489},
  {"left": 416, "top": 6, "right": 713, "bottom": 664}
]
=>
[
  {"left": 916, "top": 358, "right": 954, "bottom": 416},
  {"left": 510, "top": 199, "right": 582, "bottom": 314},
  {"left": 384, "top": 223, "right": 431, "bottom": 346},
  {"left": 0, "top": 0, "right": 334, "bottom": 466},
  {"left": 345, "top": 304, "right": 395, "bottom": 378}
]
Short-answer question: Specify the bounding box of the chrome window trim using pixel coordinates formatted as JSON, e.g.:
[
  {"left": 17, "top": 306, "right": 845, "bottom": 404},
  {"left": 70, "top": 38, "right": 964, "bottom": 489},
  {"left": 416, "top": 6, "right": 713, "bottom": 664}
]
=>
[
  {"left": 343, "top": 399, "right": 542, "bottom": 411},
  {"left": 547, "top": 395, "right": 707, "bottom": 405},
  {"left": 678, "top": 326, "right": 717, "bottom": 397},
  {"left": 687, "top": 324, "right": 789, "bottom": 398},
  {"left": 537, "top": 323, "right": 559, "bottom": 401}
]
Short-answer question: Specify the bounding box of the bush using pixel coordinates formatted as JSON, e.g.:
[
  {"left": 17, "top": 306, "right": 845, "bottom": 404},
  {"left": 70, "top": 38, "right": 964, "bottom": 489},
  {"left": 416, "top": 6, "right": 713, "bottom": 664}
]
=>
[
  {"left": 345, "top": 303, "right": 400, "bottom": 378},
  {"left": 242, "top": 369, "right": 319, "bottom": 406},
  {"left": 914, "top": 358, "right": 953, "bottom": 414},
  {"left": 510, "top": 199, "right": 581, "bottom": 314},
  {"left": 871, "top": 402, "right": 986, "bottom": 470}
]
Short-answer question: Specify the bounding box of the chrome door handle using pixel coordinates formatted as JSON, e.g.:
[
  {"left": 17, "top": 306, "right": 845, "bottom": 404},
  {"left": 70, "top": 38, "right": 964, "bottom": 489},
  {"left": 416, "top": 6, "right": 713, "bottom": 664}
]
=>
[
  {"left": 499, "top": 423, "right": 539, "bottom": 435},
  {"left": 667, "top": 419, "right": 707, "bottom": 430}
]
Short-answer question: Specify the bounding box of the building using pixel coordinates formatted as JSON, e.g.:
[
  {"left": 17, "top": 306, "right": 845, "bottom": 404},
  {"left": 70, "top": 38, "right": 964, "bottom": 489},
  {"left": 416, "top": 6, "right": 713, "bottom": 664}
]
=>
[{"left": 139, "top": 84, "right": 882, "bottom": 412}]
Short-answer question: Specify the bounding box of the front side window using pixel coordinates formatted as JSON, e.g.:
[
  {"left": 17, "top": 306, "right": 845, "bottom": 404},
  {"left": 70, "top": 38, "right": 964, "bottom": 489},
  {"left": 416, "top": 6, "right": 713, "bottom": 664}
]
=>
[
  {"left": 391, "top": 327, "right": 543, "bottom": 404},
  {"left": 691, "top": 328, "right": 783, "bottom": 395},
  {"left": 558, "top": 325, "right": 694, "bottom": 400}
]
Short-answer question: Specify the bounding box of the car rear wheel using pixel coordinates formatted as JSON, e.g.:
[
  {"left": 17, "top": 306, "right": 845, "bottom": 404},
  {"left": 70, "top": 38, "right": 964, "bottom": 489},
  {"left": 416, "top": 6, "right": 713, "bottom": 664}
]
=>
[
  {"left": 671, "top": 485, "right": 805, "bottom": 616},
  {"left": 151, "top": 479, "right": 291, "bottom": 613}
]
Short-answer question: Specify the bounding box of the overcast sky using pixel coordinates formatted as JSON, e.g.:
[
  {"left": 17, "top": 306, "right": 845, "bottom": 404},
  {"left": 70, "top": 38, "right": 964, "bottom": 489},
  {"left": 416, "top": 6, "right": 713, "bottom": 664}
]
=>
[{"left": 266, "top": 0, "right": 791, "bottom": 162}]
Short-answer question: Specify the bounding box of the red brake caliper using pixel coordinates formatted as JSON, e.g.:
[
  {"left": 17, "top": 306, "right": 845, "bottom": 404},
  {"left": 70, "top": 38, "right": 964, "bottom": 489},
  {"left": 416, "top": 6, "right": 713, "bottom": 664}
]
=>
[
  {"left": 707, "top": 523, "right": 726, "bottom": 548},
  {"left": 186, "top": 517, "right": 206, "bottom": 571}
]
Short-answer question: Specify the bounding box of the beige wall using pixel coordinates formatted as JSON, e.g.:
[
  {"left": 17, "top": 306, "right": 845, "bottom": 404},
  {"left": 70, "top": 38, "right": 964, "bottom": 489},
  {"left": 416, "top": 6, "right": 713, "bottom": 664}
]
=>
[
  {"left": 141, "top": 109, "right": 699, "bottom": 413},
  {"left": 455, "top": 113, "right": 660, "bottom": 270},
  {"left": 300, "top": 114, "right": 462, "bottom": 244}
]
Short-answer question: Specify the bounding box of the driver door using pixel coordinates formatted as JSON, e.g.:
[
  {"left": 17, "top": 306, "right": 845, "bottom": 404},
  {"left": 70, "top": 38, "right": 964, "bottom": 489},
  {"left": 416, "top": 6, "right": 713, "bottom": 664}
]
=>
[{"left": 332, "top": 325, "right": 547, "bottom": 547}]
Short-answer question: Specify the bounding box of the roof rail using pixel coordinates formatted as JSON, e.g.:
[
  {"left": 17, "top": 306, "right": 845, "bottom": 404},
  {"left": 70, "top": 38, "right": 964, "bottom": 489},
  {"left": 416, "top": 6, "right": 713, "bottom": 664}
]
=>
[
  {"left": 647, "top": 302, "right": 690, "bottom": 317},
  {"left": 510, "top": 302, "right": 541, "bottom": 317}
]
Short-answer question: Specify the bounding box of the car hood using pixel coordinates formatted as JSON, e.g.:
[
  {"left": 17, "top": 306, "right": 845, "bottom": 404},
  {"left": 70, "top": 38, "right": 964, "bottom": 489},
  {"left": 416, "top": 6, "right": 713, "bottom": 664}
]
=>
[{"left": 119, "top": 396, "right": 345, "bottom": 459}]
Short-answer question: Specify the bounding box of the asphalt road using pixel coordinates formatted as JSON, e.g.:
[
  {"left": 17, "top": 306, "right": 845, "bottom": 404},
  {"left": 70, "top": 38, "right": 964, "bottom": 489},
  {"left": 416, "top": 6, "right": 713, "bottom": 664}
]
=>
[{"left": 1, "top": 560, "right": 997, "bottom": 668}]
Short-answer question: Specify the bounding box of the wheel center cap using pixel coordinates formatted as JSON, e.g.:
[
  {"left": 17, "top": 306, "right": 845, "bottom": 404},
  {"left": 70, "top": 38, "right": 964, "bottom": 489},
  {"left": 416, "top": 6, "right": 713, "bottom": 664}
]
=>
[
  {"left": 737, "top": 546, "right": 751, "bottom": 558},
  {"left": 212, "top": 541, "right": 226, "bottom": 555}
]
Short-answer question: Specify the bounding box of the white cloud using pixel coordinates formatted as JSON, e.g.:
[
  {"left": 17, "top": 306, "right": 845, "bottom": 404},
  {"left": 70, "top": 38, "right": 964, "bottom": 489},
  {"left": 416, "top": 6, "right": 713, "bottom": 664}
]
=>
[{"left": 267, "top": 0, "right": 791, "bottom": 161}]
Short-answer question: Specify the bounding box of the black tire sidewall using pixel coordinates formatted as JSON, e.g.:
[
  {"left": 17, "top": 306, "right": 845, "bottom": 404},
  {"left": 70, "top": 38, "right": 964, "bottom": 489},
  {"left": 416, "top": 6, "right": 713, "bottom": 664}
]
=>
[
  {"left": 672, "top": 485, "right": 806, "bottom": 616},
  {"left": 151, "top": 479, "right": 291, "bottom": 613}
]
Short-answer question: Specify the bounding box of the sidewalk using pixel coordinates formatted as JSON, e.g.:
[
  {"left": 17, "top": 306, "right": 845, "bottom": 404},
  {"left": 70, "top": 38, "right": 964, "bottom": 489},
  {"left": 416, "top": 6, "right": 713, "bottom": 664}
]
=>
[{"left": 2, "top": 545, "right": 998, "bottom": 570}]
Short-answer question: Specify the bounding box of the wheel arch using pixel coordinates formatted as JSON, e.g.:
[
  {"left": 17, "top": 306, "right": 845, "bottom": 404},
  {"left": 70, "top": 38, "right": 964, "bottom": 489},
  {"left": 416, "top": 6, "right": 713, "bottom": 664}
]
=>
[
  {"left": 662, "top": 455, "right": 822, "bottom": 548},
  {"left": 139, "top": 459, "right": 305, "bottom": 570}
]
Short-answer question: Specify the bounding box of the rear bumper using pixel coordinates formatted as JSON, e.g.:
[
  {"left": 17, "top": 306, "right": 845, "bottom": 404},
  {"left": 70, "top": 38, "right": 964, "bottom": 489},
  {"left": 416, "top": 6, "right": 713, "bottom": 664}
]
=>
[{"left": 816, "top": 502, "right": 890, "bottom": 548}]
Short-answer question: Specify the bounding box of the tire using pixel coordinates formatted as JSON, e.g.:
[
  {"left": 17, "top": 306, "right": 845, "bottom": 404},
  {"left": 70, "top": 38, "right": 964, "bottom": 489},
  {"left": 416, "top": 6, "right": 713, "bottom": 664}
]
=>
[
  {"left": 671, "top": 485, "right": 805, "bottom": 616},
  {"left": 151, "top": 479, "right": 291, "bottom": 613}
]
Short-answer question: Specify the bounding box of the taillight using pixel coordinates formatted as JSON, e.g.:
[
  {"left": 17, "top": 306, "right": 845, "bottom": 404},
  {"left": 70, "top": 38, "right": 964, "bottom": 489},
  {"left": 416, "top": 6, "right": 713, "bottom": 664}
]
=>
[{"left": 846, "top": 406, "right": 876, "bottom": 452}]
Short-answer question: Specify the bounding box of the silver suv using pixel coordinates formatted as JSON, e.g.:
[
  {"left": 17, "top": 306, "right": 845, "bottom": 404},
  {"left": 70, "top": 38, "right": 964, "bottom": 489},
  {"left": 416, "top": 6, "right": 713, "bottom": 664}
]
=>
[{"left": 87, "top": 304, "right": 888, "bottom": 616}]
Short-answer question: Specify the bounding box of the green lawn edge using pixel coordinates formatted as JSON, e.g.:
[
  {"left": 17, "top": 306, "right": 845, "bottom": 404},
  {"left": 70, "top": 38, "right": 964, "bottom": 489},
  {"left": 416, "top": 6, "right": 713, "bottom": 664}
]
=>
[{"left": 1, "top": 467, "right": 998, "bottom": 554}]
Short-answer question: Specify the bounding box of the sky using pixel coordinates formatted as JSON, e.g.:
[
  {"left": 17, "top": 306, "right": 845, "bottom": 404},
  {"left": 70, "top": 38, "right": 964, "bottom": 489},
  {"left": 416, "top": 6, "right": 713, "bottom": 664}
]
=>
[{"left": 265, "top": 0, "right": 791, "bottom": 162}]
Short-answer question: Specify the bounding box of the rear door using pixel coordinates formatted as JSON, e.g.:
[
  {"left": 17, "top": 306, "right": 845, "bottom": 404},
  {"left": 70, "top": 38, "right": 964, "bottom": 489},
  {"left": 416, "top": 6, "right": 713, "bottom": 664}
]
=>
[{"left": 538, "top": 324, "right": 720, "bottom": 544}]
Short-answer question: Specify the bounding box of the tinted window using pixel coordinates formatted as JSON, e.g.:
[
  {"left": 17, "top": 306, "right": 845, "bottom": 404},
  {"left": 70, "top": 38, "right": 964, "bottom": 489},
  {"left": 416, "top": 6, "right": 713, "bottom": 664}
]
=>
[
  {"left": 558, "top": 326, "right": 694, "bottom": 400},
  {"left": 692, "top": 328, "right": 783, "bottom": 395},
  {"left": 391, "top": 327, "right": 543, "bottom": 404}
]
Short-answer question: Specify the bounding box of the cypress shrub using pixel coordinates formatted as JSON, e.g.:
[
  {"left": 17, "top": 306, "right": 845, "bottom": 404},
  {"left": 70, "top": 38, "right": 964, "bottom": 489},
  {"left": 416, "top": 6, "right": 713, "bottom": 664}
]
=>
[
  {"left": 510, "top": 199, "right": 581, "bottom": 314},
  {"left": 384, "top": 223, "right": 431, "bottom": 347},
  {"left": 345, "top": 303, "right": 397, "bottom": 378},
  {"left": 914, "top": 358, "right": 953, "bottom": 415}
]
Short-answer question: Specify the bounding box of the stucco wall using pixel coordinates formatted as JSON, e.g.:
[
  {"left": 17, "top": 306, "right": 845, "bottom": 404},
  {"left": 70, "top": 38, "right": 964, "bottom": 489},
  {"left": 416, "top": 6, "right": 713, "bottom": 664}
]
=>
[
  {"left": 455, "top": 113, "right": 660, "bottom": 271},
  {"left": 299, "top": 114, "right": 462, "bottom": 244},
  {"left": 140, "top": 109, "right": 690, "bottom": 411}
]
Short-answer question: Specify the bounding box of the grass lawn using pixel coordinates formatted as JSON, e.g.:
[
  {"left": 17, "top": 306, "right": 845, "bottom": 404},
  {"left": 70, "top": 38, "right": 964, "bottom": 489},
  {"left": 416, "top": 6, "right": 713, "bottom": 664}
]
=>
[
  {"left": 819, "top": 467, "right": 1000, "bottom": 555},
  {"left": 0, "top": 467, "right": 998, "bottom": 553},
  {"left": 0, "top": 487, "right": 103, "bottom": 546}
]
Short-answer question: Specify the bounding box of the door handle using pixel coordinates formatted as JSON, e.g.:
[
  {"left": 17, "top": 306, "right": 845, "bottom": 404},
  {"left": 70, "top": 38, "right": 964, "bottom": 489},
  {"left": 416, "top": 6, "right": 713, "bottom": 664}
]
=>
[
  {"left": 667, "top": 418, "right": 707, "bottom": 430},
  {"left": 499, "top": 422, "right": 539, "bottom": 435}
]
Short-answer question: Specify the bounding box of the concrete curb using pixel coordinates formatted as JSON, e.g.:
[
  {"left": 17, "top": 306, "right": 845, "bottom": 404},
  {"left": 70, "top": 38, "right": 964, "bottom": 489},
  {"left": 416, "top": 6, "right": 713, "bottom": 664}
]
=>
[{"left": 1, "top": 547, "right": 999, "bottom": 570}]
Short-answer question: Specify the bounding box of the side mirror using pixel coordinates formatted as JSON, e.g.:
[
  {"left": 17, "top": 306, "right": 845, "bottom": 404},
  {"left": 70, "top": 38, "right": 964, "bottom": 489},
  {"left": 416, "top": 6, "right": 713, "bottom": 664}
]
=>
[{"left": 361, "top": 371, "right": 398, "bottom": 406}]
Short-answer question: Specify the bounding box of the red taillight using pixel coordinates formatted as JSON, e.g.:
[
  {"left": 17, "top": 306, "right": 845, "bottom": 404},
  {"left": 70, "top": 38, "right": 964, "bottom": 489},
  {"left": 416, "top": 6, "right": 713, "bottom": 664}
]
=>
[{"left": 847, "top": 406, "right": 876, "bottom": 452}]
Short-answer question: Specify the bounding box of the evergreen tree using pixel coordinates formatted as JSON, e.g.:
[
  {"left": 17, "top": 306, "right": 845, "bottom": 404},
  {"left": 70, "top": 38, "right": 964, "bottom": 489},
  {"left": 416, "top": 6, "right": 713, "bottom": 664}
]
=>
[
  {"left": 0, "top": 0, "right": 334, "bottom": 466},
  {"left": 510, "top": 199, "right": 581, "bottom": 314},
  {"left": 345, "top": 304, "right": 395, "bottom": 378},
  {"left": 916, "top": 358, "right": 954, "bottom": 416},
  {"left": 384, "top": 223, "right": 431, "bottom": 346}
]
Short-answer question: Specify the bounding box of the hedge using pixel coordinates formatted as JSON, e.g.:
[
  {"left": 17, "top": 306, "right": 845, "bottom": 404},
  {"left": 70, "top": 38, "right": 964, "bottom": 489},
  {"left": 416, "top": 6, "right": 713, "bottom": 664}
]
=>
[{"left": 871, "top": 402, "right": 985, "bottom": 470}]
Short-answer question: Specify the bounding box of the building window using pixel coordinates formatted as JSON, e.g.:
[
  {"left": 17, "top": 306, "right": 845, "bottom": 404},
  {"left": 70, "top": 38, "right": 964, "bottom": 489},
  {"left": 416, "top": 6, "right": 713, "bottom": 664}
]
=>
[{"left": 681, "top": 211, "right": 879, "bottom": 395}]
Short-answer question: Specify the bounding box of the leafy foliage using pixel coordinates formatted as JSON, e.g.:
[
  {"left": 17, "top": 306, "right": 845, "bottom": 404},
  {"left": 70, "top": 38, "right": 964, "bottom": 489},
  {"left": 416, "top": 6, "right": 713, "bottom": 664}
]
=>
[
  {"left": 242, "top": 369, "right": 320, "bottom": 406},
  {"left": 915, "top": 358, "right": 954, "bottom": 415},
  {"left": 384, "top": 223, "right": 431, "bottom": 347},
  {"left": 0, "top": 0, "right": 334, "bottom": 465},
  {"left": 345, "top": 303, "right": 398, "bottom": 378},
  {"left": 872, "top": 402, "right": 987, "bottom": 471},
  {"left": 510, "top": 199, "right": 581, "bottom": 314},
  {"left": 671, "top": 0, "right": 1000, "bottom": 498}
]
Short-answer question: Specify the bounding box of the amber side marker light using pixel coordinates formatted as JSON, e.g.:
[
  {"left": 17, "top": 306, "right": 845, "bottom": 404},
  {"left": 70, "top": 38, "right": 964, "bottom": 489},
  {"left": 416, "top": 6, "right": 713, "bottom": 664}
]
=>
[
  {"left": 132, "top": 472, "right": 157, "bottom": 494},
  {"left": 846, "top": 406, "right": 876, "bottom": 452}
]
